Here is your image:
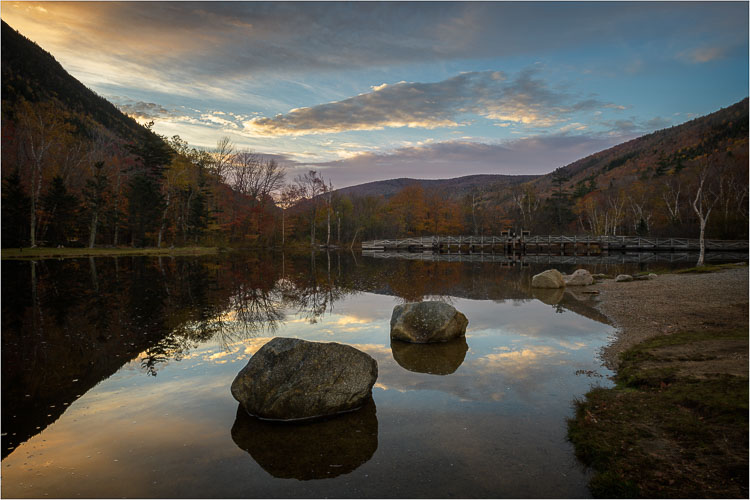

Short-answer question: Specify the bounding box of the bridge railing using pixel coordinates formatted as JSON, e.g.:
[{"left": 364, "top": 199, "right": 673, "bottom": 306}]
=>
[{"left": 362, "top": 235, "right": 748, "bottom": 251}]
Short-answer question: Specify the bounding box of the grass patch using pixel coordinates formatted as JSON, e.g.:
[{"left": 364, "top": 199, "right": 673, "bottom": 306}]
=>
[
  {"left": 568, "top": 328, "right": 749, "bottom": 498},
  {"left": 1, "top": 246, "right": 225, "bottom": 260},
  {"left": 673, "top": 262, "right": 747, "bottom": 274}
]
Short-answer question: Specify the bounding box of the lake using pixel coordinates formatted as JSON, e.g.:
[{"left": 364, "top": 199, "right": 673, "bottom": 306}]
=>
[{"left": 0, "top": 251, "right": 731, "bottom": 498}]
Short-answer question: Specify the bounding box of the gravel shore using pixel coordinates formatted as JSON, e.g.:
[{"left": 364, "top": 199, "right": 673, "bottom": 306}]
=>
[{"left": 591, "top": 266, "right": 749, "bottom": 369}]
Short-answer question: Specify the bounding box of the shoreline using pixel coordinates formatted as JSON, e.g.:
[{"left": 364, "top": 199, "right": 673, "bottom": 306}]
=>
[
  {"left": 591, "top": 265, "right": 748, "bottom": 370},
  {"left": 568, "top": 265, "right": 749, "bottom": 497},
  {"left": 1, "top": 246, "right": 224, "bottom": 260}
]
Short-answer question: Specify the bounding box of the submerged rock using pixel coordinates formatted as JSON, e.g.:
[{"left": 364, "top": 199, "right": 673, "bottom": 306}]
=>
[
  {"left": 615, "top": 274, "right": 634, "bottom": 282},
  {"left": 563, "top": 269, "right": 594, "bottom": 286},
  {"left": 391, "top": 337, "right": 469, "bottom": 375},
  {"left": 390, "top": 301, "right": 468, "bottom": 343},
  {"left": 231, "top": 398, "right": 378, "bottom": 480},
  {"left": 531, "top": 269, "right": 566, "bottom": 289},
  {"left": 231, "top": 337, "right": 378, "bottom": 421}
]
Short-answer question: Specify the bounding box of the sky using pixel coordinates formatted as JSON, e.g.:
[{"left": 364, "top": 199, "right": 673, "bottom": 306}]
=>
[{"left": 2, "top": 1, "right": 748, "bottom": 188}]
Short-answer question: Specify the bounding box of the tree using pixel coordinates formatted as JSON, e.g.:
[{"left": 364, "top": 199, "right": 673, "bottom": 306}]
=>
[
  {"left": 1, "top": 168, "right": 31, "bottom": 247},
  {"left": 692, "top": 162, "right": 721, "bottom": 266},
  {"left": 126, "top": 174, "right": 163, "bottom": 247},
  {"left": 14, "top": 99, "right": 73, "bottom": 246},
  {"left": 82, "top": 161, "right": 109, "bottom": 248},
  {"left": 294, "top": 170, "right": 327, "bottom": 246},
  {"left": 212, "top": 136, "right": 235, "bottom": 184},
  {"left": 40, "top": 175, "right": 79, "bottom": 246},
  {"left": 549, "top": 168, "right": 573, "bottom": 231},
  {"left": 277, "top": 185, "right": 302, "bottom": 246}
]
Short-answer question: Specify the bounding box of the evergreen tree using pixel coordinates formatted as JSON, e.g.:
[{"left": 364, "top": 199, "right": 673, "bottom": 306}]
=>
[
  {"left": 41, "top": 175, "right": 79, "bottom": 246},
  {"left": 126, "top": 174, "right": 163, "bottom": 247},
  {"left": 82, "top": 161, "right": 109, "bottom": 248},
  {"left": 1, "top": 168, "right": 31, "bottom": 247}
]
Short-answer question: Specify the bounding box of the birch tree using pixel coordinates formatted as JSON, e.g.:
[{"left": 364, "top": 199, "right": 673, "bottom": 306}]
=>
[{"left": 692, "top": 162, "right": 721, "bottom": 266}]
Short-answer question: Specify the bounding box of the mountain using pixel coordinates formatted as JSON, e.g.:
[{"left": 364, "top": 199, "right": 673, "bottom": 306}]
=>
[
  {"left": 334, "top": 173, "right": 540, "bottom": 199},
  {"left": 1, "top": 20, "right": 156, "bottom": 146},
  {"left": 530, "top": 98, "right": 748, "bottom": 198}
]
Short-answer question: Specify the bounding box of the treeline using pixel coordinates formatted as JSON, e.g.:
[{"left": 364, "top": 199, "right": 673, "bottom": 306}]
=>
[
  {"left": 0, "top": 96, "right": 288, "bottom": 248},
  {"left": 2, "top": 96, "right": 748, "bottom": 250}
]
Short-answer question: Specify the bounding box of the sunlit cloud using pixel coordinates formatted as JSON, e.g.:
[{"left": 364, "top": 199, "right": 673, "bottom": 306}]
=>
[{"left": 244, "top": 70, "right": 615, "bottom": 136}]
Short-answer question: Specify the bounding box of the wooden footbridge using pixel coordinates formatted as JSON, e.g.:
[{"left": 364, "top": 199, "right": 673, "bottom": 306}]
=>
[{"left": 361, "top": 235, "right": 748, "bottom": 255}]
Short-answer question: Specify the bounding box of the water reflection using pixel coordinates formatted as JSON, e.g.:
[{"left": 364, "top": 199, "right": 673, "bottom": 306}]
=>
[
  {"left": 391, "top": 337, "right": 469, "bottom": 375},
  {"left": 231, "top": 398, "right": 378, "bottom": 480},
  {"left": 531, "top": 287, "right": 565, "bottom": 305},
  {"left": 1, "top": 250, "right": 683, "bottom": 462}
]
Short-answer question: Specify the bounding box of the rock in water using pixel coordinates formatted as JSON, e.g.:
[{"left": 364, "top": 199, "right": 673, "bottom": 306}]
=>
[
  {"left": 563, "top": 269, "right": 594, "bottom": 286},
  {"left": 615, "top": 274, "right": 634, "bottom": 282},
  {"left": 231, "top": 337, "right": 378, "bottom": 421},
  {"left": 531, "top": 269, "right": 566, "bottom": 288},
  {"left": 390, "top": 301, "right": 468, "bottom": 343}
]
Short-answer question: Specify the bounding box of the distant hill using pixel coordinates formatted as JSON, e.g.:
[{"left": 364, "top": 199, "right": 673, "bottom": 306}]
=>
[
  {"left": 334, "top": 173, "right": 540, "bottom": 199},
  {"left": 1, "top": 20, "right": 157, "bottom": 146},
  {"left": 530, "top": 98, "right": 748, "bottom": 197}
]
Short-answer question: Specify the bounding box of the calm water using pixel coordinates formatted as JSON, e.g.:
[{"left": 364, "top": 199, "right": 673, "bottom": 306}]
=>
[{"left": 2, "top": 251, "right": 721, "bottom": 498}]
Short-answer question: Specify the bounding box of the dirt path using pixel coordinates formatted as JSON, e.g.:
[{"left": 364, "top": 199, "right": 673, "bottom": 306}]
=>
[{"left": 591, "top": 266, "right": 749, "bottom": 370}]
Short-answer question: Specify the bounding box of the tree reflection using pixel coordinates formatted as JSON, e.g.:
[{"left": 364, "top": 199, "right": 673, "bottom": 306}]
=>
[{"left": 2, "top": 250, "right": 616, "bottom": 456}]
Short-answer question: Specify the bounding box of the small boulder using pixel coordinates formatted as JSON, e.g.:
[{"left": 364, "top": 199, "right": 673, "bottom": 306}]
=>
[
  {"left": 563, "top": 269, "right": 594, "bottom": 286},
  {"left": 615, "top": 274, "right": 634, "bottom": 282},
  {"left": 231, "top": 337, "right": 378, "bottom": 421},
  {"left": 648, "top": 273, "right": 657, "bottom": 279},
  {"left": 390, "top": 301, "right": 468, "bottom": 343},
  {"left": 531, "top": 269, "right": 566, "bottom": 289}
]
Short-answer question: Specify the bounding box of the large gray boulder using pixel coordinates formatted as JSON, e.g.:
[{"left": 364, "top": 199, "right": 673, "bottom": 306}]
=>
[
  {"left": 390, "top": 301, "right": 468, "bottom": 343},
  {"left": 531, "top": 269, "right": 566, "bottom": 289},
  {"left": 563, "top": 269, "right": 594, "bottom": 286},
  {"left": 231, "top": 337, "right": 378, "bottom": 421}
]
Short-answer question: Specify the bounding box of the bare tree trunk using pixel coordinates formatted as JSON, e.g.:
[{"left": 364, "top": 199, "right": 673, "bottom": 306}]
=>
[
  {"left": 697, "top": 218, "right": 707, "bottom": 266},
  {"left": 350, "top": 227, "right": 361, "bottom": 250},
  {"left": 113, "top": 171, "right": 123, "bottom": 246},
  {"left": 88, "top": 210, "right": 99, "bottom": 248},
  {"left": 692, "top": 167, "right": 717, "bottom": 267},
  {"left": 326, "top": 207, "right": 331, "bottom": 247},
  {"left": 158, "top": 190, "right": 171, "bottom": 248}
]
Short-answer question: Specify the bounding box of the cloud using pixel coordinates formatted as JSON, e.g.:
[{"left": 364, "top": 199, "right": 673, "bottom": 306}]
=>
[
  {"left": 115, "top": 100, "right": 172, "bottom": 121},
  {"left": 681, "top": 46, "right": 726, "bottom": 64},
  {"left": 602, "top": 115, "right": 674, "bottom": 136},
  {"left": 3, "top": 2, "right": 745, "bottom": 92},
  {"left": 244, "top": 70, "right": 613, "bottom": 136}
]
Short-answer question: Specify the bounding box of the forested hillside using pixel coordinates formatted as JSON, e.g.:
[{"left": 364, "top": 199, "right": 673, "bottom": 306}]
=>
[
  {"left": 506, "top": 99, "right": 749, "bottom": 237},
  {"left": 1, "top": 21, "right": 272, "bottom": 249}
]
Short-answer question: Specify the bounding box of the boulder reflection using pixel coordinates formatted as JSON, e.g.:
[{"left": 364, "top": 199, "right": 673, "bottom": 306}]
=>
[
  {"left": 391, "top": 337, "right": 469, "bottom": 375},
  {"left": 230, "top": 398, "right": 378, "bottom": 480},
  {"left": 531, "top": 287, "right": 564, "bottom": 305}
]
